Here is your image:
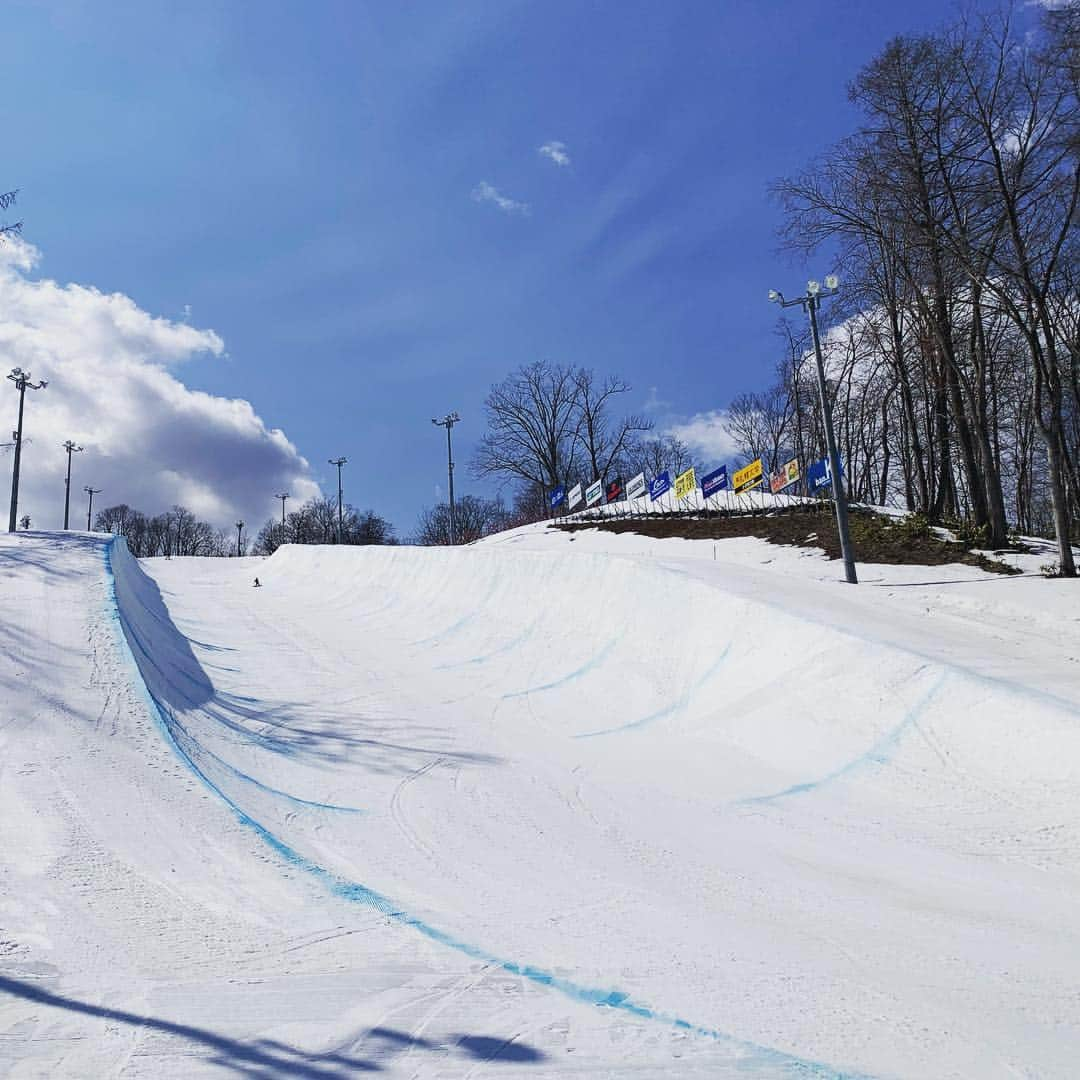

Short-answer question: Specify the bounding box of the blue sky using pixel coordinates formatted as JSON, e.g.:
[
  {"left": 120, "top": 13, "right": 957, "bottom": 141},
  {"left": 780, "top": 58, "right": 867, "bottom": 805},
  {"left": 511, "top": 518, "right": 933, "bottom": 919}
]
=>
[{"left": 2, "top": 0, "right": 1024, "bottom": 535}]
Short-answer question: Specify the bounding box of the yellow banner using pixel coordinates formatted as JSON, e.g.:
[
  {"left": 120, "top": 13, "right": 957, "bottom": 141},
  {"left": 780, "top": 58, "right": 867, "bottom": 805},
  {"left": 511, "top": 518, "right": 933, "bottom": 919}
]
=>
[
  {"left": 674, "top": 466, "right": 697, "bottom": 500},
  {"left": 733, "top": 458, "right": 763, "bottom": 494}
]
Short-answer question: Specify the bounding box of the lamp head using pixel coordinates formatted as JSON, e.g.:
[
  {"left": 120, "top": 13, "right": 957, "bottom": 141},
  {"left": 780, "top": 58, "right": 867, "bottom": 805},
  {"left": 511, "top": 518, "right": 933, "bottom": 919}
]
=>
[
  {"left": 806, "top": 279, "right": 821, "bottom": 296},
  {"left": 767, "top": 289, "right": 780, "bottom": 303},
  {"left": 824, "top": 274, "right": 840, "bottom": 291}
]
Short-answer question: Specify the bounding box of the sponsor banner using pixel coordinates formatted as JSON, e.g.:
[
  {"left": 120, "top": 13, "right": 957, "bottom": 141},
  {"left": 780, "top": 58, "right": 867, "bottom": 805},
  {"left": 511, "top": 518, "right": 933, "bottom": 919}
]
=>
[
  {"left": 585, "top": 479, "right": 604, "bottom": 506},
  {"left": 769, "top": 458, "right": 800, "bottom": 494},
  {"left": 626, "top": 472, "right": 646, "bottom": 501},
  {"left": 733, "top": 457, "right": 763, "bottom": 494},
  {"left": 649, "top": 471, "right": 672, "bottom": 501},
  {"left": 674, "top": 466, "right": 697, "bottom": 501},
  {"left": 605, "top": 477, "right": 624, "bottom": 503},
  {"left": 567, "top": 482, "right": 583, "bottom": 510},
  {"left": 550, "top": 484, "right": 566, "bottom": 508},
  {"left": 701, "top": 465, "right": 728, "bottom": 499},
  {"left": 807, "top": 457, "right": 843, "bottom": 493}
]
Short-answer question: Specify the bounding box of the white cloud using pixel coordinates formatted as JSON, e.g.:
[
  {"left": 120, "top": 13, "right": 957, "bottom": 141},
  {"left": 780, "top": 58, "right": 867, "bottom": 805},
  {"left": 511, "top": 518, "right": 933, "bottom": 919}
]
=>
[
  {"left": 0, "top": 239, "right": 320, "bottom": 532},
  {"left": 538, "top": 141, "right": 571, "bottom": 167},
  {"left": 665, "top": 409, "right": 742, "bottom": 463},
  {"left": 471, "top": 181, "right": 530, "bottom": 216}
]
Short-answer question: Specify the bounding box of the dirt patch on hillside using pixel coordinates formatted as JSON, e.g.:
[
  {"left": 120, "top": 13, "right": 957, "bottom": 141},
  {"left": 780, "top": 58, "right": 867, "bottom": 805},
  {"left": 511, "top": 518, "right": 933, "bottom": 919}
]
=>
[{"left": 555, "top": 507, "right": 1023, "bottom": 575}]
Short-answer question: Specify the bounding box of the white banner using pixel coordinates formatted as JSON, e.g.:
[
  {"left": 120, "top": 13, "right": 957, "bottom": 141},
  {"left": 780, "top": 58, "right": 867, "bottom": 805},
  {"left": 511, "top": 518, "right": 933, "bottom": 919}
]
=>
[
  {"left": 567, "top": 482, "right": 583, "bottom": 510},
  {"left": 585, "top": 479, "right": 603, "bottom": 506},
  {"left": 626, "top": 472, "right": 646, "bottom": 501}
]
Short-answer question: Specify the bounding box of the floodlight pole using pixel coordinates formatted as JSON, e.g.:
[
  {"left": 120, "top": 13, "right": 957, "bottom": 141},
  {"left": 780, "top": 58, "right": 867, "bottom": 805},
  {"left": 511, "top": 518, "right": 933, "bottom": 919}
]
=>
[
  {"left": 7, "top": 367, "right": 47, "bottom": 533},
  {"left": 236, "top": 520, "right": 244, "bottom": 557},
  {"left": 275, "top": 492, "right": 288, "bottom": 540},
  {"left": 328, "top": 458, "right": 347, "bottom": 543},
  {"left": 769, "top": 280, "right": 858, "bottom": 585},
  {"left": 84, "top": 486, "right": 102, "bottom": 531},
  {"left": 63, "top": 440, "right": 84, "bottom": 530},
  {"left": 432, "top": 412, "right": 460, "bottom": 545}
]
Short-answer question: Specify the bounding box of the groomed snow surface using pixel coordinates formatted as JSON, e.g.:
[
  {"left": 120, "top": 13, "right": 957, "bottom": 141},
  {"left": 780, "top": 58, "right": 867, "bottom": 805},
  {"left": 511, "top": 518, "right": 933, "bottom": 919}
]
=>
[{"left": 1, "top": 522, "right": 1079, "bottom": 1078}]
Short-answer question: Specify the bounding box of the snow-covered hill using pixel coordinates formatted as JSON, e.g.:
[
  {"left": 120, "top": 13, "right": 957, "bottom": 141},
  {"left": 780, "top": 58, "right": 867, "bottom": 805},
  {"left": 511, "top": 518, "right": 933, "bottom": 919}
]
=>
[{"left": 1, "top": 525, "right": 1078, "bottom": 1078}]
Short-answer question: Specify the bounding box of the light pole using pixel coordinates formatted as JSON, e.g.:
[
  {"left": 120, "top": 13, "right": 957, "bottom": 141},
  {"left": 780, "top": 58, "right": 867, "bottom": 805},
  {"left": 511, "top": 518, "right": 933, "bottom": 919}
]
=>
[
  {"left": 84, "top": 486, "right": 102, "bottom": 531},
  {"left": 432, "top": 412, "right": 461, "bottom": 545},
  {"left": 769, "top": 276, "right": 858, "bottom": 585},
  {"left": 63, "top": 440, "right": 84, "bottom": 530},
  {"left": 235, "top": 520, "right": 244, "bottom": 557},
  {"left": 275, "top": 492, "right": 288, "bottom": 544},
  {"left": 328, "top": 458, "right": 346, "bottom": 543},
  {"left": 7, "top": 367, "right": 48, "bottom": 533}
]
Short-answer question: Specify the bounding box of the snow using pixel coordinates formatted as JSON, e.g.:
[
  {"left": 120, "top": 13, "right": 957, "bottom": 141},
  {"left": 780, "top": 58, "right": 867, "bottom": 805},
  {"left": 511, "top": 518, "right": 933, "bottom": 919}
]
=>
[{"left": 1, "top": 522, "right": 1079, "bottom": 1078}]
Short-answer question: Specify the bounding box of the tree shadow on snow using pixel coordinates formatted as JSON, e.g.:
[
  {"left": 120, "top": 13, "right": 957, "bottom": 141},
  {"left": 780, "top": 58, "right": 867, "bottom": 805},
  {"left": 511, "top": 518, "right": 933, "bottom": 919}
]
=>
[
  {"left": 115, "top": 553, "right": 502, "bottom": 773},
  {"left": 0, "top": 975, "right": 546, "bottom": 1077}
]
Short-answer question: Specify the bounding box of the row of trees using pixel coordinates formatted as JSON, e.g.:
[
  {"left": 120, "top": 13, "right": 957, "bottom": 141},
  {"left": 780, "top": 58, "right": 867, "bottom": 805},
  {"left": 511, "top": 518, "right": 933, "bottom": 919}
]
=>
[
  {"left": 251, "top": 497, "right": 395, "bottom": 554},
  {"left": 763, "top": 5, "right": 1078, "bottom": 573},
  {"left": 413, "top": 494, "right": 512, "bottom": 546},
  {"left": 95, "top": 497, "right": 395, "bottom": 557},
  {"left": 95, "top": 504, "right": 237, "bottom": 558}
]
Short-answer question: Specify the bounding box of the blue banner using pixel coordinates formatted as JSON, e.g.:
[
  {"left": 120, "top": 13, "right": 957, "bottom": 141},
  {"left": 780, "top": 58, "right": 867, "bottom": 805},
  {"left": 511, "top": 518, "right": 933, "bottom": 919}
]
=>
[
  {"left": 807, "top": 457, "right": 843, "bottom": 492},
  {"left": 701, "top": 465, "right": 728, "bottom": 499},
  {"left": 649, "top": 471, "right": 672, "bottom": 501},
  {"left": 549, "top": 484, "right": 566, "bottom": 508}
]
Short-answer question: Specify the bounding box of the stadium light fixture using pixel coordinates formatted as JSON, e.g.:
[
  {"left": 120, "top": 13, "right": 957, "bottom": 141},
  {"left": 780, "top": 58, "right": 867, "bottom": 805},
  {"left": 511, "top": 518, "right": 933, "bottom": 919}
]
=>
[
  {"left": 275, "top": 492, "right": 289, "bottom": 539},
  {"left": 766, "top": 278, "right": 857, "bottom": 584},
  {"left": 84, "top": 486, "right": 102, "bottom": 531},
  {"left": 328, "top": 458, "right": 347, "bottom": 543},
  {"left": 432, "top": 412, "right": 461, "bottom": 545},
  {"left": 63, "top": 440, "right": 84, "bottom": 530},
  {"left": 7, "top": 367, "right": 47, "bottom": 533}
]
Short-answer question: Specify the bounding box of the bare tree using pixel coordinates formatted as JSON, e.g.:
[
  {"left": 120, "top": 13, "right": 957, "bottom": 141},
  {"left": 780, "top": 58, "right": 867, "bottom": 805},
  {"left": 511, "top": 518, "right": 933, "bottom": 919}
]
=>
[
  {"left": 573, "top": 369, "right": 653, "bottom": 485},
  {"left": 0, "top": 189, "right": 21, "bottom": 242},
  {"left": 725, "top": 383, "right": 792, "bottom": 474},
  {"left": 254, "top": 498, "right": 395, "bottom": 552},
  {"left": 415, "top": 494, "right": 510, "bottom": 545},
  {"left": 626, "top": 434, "right": 694, "bottom": 479},
  {"left": 773, "top": 10, "right": 1079, "bottom": 566},
  {"left": 471, "top": 361, "right": 582, "bottom": 492}
]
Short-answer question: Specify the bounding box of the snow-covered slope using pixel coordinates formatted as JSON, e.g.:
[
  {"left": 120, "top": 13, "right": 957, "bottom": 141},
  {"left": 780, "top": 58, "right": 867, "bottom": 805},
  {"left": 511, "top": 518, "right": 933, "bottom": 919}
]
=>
[{"left": 2, "top": 526, "right": 1079, "bottom": 1078}]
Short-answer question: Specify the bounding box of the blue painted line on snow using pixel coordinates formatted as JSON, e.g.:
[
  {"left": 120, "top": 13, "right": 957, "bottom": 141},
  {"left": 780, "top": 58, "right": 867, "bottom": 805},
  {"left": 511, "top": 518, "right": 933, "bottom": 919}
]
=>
[
  {"left": 100, "top": 539, "right": 872, "bottom": 1080},
  {"left": 501, "top": 638, "right": 618, "bottom": 700},
  {"left": 433, "top": 621, "right": 538, "bottom": 670},
  {"left": 739, "top": 669, "right": 949, "bottom": 806},
  {"left": 410, "top": 576, "right": 500, "bottom": 648},
  {"left": 576, "top": 645, "right": 731, "bottom": 739}
]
